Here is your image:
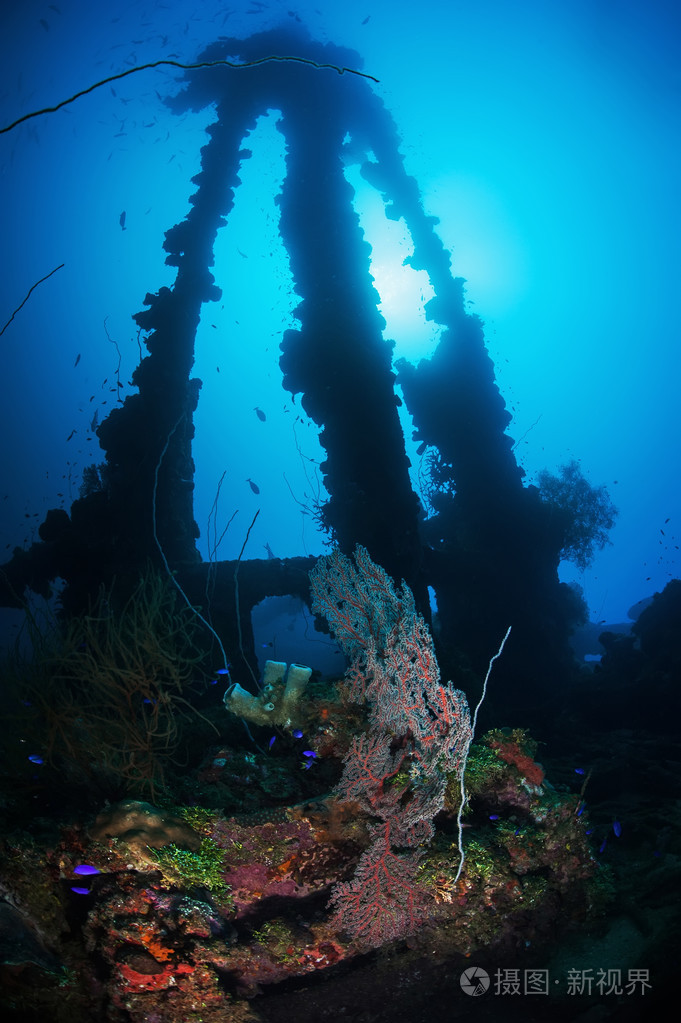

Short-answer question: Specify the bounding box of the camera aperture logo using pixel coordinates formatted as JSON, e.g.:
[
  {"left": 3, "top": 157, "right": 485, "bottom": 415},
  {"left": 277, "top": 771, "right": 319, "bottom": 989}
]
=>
[{"left": 460, "top": 967, "right": 490, "bottom": 996}]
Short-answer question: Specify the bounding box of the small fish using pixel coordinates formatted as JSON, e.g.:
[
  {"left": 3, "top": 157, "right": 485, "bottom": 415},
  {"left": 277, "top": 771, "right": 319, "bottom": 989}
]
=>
[
  {"left": 216, "top": 667, "right": 230, "bottom": 676},
  {"left": 28, "top": 754, "right": 44, "bottom": 764},
  {"left": 246, "top": 478, "right": 260, "bottom": 494},
  {"left": 70, "top": 887, "right": 91, "bottom": 895},
  {"left": 574, "top": 767, "right": 585, "bottom": 775},
  {"left": 254, "top": 407, "right": 266, "bottom": 422},
  {"left": 119, "top": 211, "right": 126, "bottom": 230},
  {"left": 74, "top": 864, "right": 100, "bottom": 876},
  {"left": 576, "top": 803, "right": 585, "bottom": 817},
  {"left": 302, "top": 750, "right": 317, "bottom": 759},
  {"left": 613, "top": 820, "right": 622, "bottom": 838},
  {"left": 599, "top": 837, "right": 607, "bottom": 853},
  {"left": 268, "top": 736, "right": 276, "bottom": 749},
  {"left": 74, "top": 353, "right": 81, "bottom": 367},
  {"left": 66, "top": 430, "right": 76, "bottom": 441},
  {"left": 488, "top": 814, "right": 500, "bottom": 820},
  {"left": 292, "top": 729, "right": 303, "bottom": 739}
]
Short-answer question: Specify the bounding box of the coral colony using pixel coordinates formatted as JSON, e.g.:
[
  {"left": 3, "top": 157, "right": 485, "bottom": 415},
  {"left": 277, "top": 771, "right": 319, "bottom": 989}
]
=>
[{"left": 309, "top": 546, "right": 477, "bottom": 943}]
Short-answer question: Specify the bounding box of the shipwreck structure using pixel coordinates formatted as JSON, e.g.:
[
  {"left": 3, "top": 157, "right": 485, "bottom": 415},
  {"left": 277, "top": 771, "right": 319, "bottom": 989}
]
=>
[{"left": 0, "top": 26, "right": 579, "bottom": 712}]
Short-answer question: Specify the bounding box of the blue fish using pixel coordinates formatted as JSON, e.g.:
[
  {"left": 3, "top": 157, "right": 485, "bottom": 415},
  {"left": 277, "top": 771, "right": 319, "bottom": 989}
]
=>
[
  {"left": 488, "top": 814, "right": 499, "bottom": 820},
  {"left": 574, "top": 767, "right": 585, "bottom": 775},
  {"left": 302, "top": 750, "right": 317, "bottom": 758},
  {"left": 292, "top": 729, "right": 303, "bottom": 739},
  {"left": 576, "top": 802, "right": 585, "bottom": 817},
  {"left": 216, "top": 667, "right": 230, "bottom": 676},
  {"left": 74, "top": 864, "right": 100, "bottom": 876},
  {"left": 71, "top": 887, "right": 91, "bottom": 895},
  {"left": 599, "top": 837, "right": 608, "bottom": 854},
  {"left": 613, "top": 820, "right": 622, "bottom": 838},
  {"left": 254, "top": 407, "right": 266, "bottom": 422},
  {"left": 28, "top": 754, "right": 44, "bottom": 765},
  {"left": 268, "top": 736, "right": 276, "bottom": 749},
  {"left": 246, "top": 478, "right": 260, "bottom": 495}
]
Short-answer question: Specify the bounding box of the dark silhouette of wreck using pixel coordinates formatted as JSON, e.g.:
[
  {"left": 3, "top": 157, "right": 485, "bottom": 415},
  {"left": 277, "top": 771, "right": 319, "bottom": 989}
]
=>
[{"left": 0, "top": 25, "right": 582, "bottom": 720}]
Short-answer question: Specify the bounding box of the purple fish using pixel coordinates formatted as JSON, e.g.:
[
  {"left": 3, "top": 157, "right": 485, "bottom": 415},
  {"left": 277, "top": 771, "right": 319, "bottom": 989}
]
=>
[
  {"left": 302, "top": 750, "right": 317, "bottom": 758},
  {"left": 71, "top": 887, "right": 91, "bottom": 895},
  {"left": 613, "top": 820, "right": 622, "bottom": 838},
  {"left": 74, "top": 864, "right": 100, "bottom": 876},
  {"left": 292, "top": 729, "right": 303, "bottom": 739},
  {"left": 489, "top": 814, "right": 500, "bottom": 820}
]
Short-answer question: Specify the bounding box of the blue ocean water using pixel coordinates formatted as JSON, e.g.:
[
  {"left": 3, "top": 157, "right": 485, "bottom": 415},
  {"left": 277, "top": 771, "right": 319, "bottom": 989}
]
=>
[{"left": 1, "top": 0, "right": 678, "bottom": 646}]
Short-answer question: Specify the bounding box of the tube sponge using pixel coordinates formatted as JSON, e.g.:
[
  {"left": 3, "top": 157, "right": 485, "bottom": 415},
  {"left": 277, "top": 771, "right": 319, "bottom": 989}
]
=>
[{"left": 223, "top": 660, "right": 312, "bottom": 730}]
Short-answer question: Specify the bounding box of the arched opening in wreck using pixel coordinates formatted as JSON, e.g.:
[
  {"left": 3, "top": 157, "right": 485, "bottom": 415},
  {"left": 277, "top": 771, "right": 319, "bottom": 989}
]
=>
[{"left": 250, "top": 594, "right": 343, "bottom": 678}]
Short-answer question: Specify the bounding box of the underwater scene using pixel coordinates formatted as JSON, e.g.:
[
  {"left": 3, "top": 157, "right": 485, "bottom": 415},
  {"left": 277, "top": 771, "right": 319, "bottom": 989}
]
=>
[{"left": 1, "top": 1, "right": 679, "bottom": 1021}]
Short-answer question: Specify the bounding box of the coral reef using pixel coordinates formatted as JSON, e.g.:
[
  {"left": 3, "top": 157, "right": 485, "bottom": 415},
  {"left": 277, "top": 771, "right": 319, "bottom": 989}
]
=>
[{"left": 0, "top": 729, "right": 605, "bottom": 1022}]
